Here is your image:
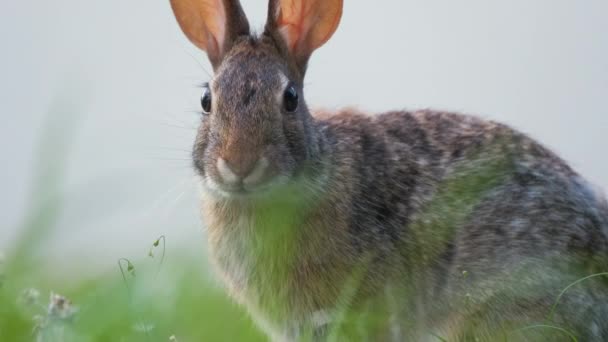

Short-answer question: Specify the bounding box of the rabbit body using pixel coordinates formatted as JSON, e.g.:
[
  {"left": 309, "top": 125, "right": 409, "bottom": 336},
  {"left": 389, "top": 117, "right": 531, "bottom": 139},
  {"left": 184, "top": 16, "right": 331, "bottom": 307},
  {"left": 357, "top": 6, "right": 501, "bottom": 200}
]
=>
[
  {"left": 169, "top": 0, "right": 608, "bottom": 340},
  {"left": 203, "top": 108, "right": 608, "bottom": 340}
]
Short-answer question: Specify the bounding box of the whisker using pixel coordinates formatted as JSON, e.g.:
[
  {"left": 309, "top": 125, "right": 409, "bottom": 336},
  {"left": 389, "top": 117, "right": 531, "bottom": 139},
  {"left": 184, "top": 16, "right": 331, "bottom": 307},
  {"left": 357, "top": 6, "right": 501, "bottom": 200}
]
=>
[
  {"left": 158, "top": 122, "right": 197, "bottom": 130},
  {"left": 185, "top": 109, "right": 204, "bottom": 115},
  {"left": 159, "top": 165, "right": 197, "bottom": 172},
  {"left": 163, "top": 110, "right": 198, "bottom": 120},
  {"left": 162, "top": 183, "right": 192, "bottom": 216},
  {"left": 141, "top": 175, "right": 196, "bottom": 221},
  {"left": 182, "top": 47, "right": 212, "bottom": 78},
  {"left": 156, "top": 112, "right": 200, "bottom": 130},
  {"left": 145, "top": 157, "right": 192, "bottom": 162},
  {"left": 150, "top": 147, "right": 193, "bottom": 153}
]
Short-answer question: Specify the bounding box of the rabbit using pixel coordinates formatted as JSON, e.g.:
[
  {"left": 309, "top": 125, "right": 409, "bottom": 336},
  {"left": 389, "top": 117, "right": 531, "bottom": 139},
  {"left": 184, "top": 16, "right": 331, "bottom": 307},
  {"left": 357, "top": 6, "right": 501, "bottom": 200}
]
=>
[{"left": 170, "top": 0, "right": 608, "bottom": 340}]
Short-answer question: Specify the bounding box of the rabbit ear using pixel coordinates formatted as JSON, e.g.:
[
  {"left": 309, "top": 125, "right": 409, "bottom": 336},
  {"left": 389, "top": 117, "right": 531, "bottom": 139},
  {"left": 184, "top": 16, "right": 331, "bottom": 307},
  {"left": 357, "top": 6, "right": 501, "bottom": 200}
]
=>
[
  {"left": 170, "top": 0, "right": 250, "bottom": 69},
  {"left": 265, "top": 0, "right": 343, "bottom": 72}
]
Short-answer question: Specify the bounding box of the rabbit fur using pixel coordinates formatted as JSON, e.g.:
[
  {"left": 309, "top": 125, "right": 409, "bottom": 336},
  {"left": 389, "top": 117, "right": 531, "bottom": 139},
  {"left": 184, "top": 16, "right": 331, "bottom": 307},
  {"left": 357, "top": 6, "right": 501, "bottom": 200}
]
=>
[{"left": 170, "top": 0, "right": 608, "bottom": 340}]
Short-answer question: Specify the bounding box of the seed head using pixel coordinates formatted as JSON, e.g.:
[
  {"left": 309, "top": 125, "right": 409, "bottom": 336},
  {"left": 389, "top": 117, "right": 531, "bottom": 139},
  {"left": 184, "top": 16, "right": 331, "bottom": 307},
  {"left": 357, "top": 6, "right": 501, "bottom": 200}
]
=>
[{"left": 47, "top": 292, "right": 78, "bottom": 320}]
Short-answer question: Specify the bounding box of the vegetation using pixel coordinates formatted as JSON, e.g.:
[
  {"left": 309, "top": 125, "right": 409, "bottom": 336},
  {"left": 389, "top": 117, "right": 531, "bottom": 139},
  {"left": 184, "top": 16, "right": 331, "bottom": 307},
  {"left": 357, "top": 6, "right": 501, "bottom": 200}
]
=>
[
  {"left": 0, "top": 103, "right": 264, "bottom": 341},
  {"left": 1, "top": 103, "right": 605, "bottom": 342}
]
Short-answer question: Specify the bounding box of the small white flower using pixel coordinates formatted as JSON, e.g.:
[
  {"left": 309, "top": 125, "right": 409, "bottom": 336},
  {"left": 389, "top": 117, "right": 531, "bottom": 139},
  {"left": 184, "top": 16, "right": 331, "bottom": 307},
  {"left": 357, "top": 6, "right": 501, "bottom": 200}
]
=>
[
  {"left": 47, "top": 292, "right": 78, "bottom": 320},
  {"left": 19, "top": 288, "right": 41, "bottom": 306},
  {"left": 33, "top": 314, "right": 47, "bottom": 330},
  {"left": 169, "top": 335, "right": 178, "bottom": 341}
]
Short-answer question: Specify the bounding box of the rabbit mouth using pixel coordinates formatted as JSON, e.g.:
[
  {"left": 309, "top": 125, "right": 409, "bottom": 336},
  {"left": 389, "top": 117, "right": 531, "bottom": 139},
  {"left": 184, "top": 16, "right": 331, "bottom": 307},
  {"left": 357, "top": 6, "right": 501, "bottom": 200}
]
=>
[{"left": 202, "top": 173, "right": 290, "bottom": 199}]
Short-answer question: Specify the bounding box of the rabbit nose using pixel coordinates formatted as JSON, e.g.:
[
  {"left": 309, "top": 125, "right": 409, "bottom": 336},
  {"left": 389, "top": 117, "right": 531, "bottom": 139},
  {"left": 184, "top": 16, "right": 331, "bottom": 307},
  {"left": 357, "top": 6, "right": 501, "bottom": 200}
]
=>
[{"left": 217, "top": 156, "right": 269, "bottom": 186}]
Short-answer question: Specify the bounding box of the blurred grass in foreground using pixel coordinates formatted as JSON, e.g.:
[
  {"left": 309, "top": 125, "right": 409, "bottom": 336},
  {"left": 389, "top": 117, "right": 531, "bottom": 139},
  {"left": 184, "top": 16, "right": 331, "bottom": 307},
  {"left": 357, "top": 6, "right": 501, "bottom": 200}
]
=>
[
  {"left": 0, "top": 96, "right": 264, "bottom": 341},
  {"left": 2, "top": 91, "right": 606, "bottom": 342},
  {"left": 0, "top": 254, "right": 264, "bottom": 341}
]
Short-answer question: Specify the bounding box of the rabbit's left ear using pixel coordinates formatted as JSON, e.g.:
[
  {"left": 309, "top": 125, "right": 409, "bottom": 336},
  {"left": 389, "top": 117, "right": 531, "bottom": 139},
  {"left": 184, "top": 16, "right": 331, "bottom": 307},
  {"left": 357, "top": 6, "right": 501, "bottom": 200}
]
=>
[
  {"left": 170, "top": 0, "right": 250, "bottom": 69},
  {"left": 265, "top": 0, "right": 343, "bottom": 72}
]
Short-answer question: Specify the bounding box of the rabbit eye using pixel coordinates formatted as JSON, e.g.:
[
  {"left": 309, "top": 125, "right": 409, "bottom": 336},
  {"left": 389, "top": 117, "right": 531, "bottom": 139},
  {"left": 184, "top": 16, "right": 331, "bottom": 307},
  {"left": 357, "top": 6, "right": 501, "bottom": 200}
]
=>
[
  {"left": 201, "top": 85, "right": 212, "bottom": 114},
  {"left": 283, "top": 85, "right": 298, "bottom": 113}
]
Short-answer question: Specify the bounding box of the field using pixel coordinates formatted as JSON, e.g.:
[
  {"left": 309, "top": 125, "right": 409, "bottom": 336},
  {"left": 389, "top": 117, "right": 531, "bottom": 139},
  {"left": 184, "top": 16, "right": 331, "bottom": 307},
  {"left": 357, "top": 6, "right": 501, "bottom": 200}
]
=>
[{"left": 1, "top": 109, "right": 605, "bottom": 342}]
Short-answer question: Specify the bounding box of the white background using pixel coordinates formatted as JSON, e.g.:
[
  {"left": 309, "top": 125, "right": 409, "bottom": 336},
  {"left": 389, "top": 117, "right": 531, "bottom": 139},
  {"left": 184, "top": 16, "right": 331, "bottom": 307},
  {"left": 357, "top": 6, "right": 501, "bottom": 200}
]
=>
[{"left": 1, "top": 1, "right": 607, "bottom": 269}]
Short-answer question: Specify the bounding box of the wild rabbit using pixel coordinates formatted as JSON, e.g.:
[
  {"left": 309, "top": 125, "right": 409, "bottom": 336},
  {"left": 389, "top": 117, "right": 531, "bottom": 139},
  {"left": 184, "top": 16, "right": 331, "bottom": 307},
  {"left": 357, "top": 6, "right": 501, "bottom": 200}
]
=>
[{"left": 170, "top": 0, "right": 608, "bottom": 340}]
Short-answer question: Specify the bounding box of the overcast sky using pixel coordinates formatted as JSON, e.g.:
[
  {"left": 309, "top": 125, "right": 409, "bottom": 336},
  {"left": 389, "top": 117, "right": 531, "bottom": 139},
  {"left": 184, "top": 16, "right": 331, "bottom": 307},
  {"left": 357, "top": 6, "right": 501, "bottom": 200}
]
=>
[{"left": 1, "top": 0, "right": 607, "bottom": 266}]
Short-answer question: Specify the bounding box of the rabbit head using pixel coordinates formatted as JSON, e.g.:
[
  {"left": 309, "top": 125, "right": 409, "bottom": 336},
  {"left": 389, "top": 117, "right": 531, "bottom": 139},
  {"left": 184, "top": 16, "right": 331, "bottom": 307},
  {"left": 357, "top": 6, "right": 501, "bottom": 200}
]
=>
[{"left": 171, "top": 0, "right": 343, "bottom": 197}]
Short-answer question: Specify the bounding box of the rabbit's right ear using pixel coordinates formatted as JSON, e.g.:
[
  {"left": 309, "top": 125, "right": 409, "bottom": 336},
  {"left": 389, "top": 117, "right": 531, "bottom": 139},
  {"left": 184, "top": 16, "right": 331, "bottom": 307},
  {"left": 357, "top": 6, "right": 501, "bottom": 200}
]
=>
[
  {"left": 170, "top": 0, "right": 250, "bottom": 69},
  {"left": 265, "top": 0, "right": 343, "bottom": 73}
]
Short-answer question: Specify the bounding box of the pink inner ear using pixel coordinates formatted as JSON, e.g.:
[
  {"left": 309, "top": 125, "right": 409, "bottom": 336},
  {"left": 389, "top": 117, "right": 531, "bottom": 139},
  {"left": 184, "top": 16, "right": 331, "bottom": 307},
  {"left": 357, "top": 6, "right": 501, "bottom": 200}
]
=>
[
  {"left": 275, "top": 0, "right": 308, "bottom": 53},
  {"left": 205, "top": 0, "right": 227, "bottom": 53},
  {"left": 204, "top": 28, "right": 221, "bottom": 63},
  {"left": 278, "top": 25, "right": 299, "bottom": 52},
  {"left": 170, "top": 0, "right": 229, "bottom": 59},
  {"left": 274, "top": 0, "right": 343, "bottom": 57}
]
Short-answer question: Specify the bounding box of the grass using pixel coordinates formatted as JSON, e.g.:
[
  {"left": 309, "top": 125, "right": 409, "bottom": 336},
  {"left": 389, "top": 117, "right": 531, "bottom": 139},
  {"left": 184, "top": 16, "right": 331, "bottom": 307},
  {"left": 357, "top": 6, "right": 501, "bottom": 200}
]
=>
[
  {"left": 0, "top": 244, "right": 266, "bottom": 341},
  {"left": 2, "top": 99, "right": 606, "bottom": 341},
  {"left": 0, "top": 99, "right": 264, "bottom": 341}
]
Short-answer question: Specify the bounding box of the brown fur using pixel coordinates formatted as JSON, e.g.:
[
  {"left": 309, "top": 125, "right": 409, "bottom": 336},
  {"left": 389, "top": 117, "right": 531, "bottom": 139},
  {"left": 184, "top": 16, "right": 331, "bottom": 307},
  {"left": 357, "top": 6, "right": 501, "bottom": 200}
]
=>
[{"left": 171, "top": 0, "right": 608, "bottom": 340}]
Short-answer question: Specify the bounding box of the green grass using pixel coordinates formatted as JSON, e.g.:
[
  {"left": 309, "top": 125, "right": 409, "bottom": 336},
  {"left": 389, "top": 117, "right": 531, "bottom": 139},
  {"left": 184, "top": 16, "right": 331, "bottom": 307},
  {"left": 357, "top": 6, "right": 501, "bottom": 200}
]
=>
[
  {"left": 0, "top": 99, "right": 265, "bottom": 341},
  {"left": 0, "top": 243, "right": 266, "bottom": 341},
  {"left": 2, "top": 99, "right": 606, "bottom": 342}
]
